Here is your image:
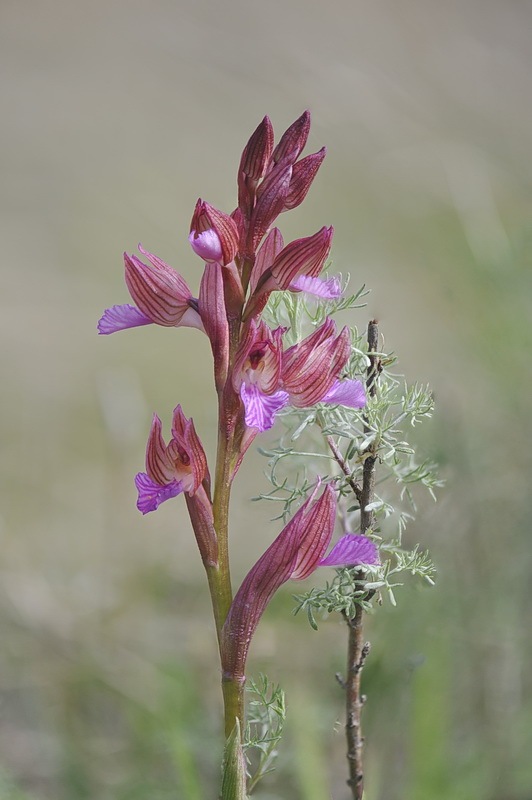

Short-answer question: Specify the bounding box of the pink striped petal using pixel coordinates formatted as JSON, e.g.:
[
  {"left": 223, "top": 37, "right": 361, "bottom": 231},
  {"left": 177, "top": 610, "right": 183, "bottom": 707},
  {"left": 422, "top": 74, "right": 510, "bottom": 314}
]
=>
[
  {"left": 318, "top": 534, "right": 379, "bottom": 567},
  {"left": 97, "top": 304, "right": 153, "bottom": 334},
  {"left": 134, "top": 473, "right": 182, "bottom": 514},
  {"left": 240, "top": 384, "right": 289, "bottom": 431}
]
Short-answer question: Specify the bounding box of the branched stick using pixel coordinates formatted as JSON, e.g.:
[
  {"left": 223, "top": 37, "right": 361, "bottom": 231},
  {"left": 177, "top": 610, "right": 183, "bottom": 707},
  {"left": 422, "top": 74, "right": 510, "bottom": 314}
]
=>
[{"left": 343, "top": 320, "right": 380, "bottom": 799}]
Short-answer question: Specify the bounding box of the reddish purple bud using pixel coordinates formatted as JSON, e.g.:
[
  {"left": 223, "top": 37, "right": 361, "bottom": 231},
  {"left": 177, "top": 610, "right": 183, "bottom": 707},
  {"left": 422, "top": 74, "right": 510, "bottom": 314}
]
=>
[
  {"left": 282, "top": 321, "right": 351, "bottom": 407},
  {"left": 271, "top": 110, "right": 311, "bottom": 165},
  {"left": 248, "top": 155, "right": 293, "bottom": 253},
  {"left": 124, "top": 247, "right": 196, "bottom": 328},
  {"left": 283, "top": 147, "right": 326, "bottom": 211},
  {"left": 238, "top": 116, "right": 274, "bottom": 182},
  {"left": 189, "top": 199, "right": 240, "bottom": 265}
]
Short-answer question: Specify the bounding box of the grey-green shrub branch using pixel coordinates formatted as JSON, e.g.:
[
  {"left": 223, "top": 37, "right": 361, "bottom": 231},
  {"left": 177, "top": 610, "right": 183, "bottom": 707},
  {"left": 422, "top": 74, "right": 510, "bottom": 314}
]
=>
[{"left": 258, "top": 284, "right": 440, "bottom": 795}]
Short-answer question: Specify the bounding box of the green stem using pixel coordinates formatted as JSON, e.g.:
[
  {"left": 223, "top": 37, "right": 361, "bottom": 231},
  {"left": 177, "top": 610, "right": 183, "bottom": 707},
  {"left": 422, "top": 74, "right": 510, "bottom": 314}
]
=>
[
  {"left": 222, "top": 674, "right": 246, "bottom": 739},
  {"left": 209, "top": 314, "right": 247, "bottom": 738}
]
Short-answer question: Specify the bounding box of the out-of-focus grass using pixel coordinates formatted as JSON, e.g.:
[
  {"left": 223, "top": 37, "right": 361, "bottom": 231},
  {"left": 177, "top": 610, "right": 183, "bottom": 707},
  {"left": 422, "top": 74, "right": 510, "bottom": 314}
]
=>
[{"left": 2, "top": 1, "right": 532, "bottom": 798}]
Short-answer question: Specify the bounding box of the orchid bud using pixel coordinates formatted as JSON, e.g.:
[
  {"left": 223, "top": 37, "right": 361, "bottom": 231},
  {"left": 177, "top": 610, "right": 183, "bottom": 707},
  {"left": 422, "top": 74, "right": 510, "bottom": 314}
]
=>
[
  {"left": 189, "top": 199, "right": 240, "bottom": 265},
  {"left": 238, "top": 115, "right": 274, "bottom": 181},
  {"left": 271, "top": 109, "right": 311, "bottom": 165},
  {"left": 247, "top": 155, "right": 293, "bottom": 253},
  {"left": 283, "top": 147, "right": 326, "bottom": 211}
]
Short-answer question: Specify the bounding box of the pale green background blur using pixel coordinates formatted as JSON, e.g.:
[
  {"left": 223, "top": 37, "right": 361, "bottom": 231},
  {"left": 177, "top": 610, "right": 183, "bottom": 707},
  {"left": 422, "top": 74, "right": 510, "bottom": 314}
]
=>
[{"left": 2, "top": 1, "right": 532, "bottom": 798}]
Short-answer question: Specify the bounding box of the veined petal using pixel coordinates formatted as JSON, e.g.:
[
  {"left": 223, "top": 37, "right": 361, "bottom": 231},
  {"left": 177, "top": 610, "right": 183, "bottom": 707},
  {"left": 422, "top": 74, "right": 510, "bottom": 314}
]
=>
[
  {"left": 264, "top": 226, "right": 333, "bottom": 292},
  {"left": 249, "top": 227, "right": 284, "bottom": 295},
  {"left": 318, "top": 534, "right": 379, "bottom": 567},
  {"left": 145, "top": 414, "right": 175, "bottom": 485},
  {"left": 97, "top": 304, "right": 153, "bottom": 334},
  {"left": 171, "top": 405, "right": 209, "bottom": 493},
  {"left": 290, "top": 485, "right": 336, "bottom": 580},
  {"left": 321, "top": 379, "right": 366, "bottom": 409},
  {"left": 289, "top": 274, "right": 342, "bottom": 299},
  {"left": 135, "top": 473, "right": 182, "bottom": 514},
  {"left": 124, "top": 251, "right": 192, "bottom": 327},
  {"left": 240, "top": 384, "right": 289, "bottom": 431},
  {"left": 283, "top": 324, "right": 351, "bottom": 407}
]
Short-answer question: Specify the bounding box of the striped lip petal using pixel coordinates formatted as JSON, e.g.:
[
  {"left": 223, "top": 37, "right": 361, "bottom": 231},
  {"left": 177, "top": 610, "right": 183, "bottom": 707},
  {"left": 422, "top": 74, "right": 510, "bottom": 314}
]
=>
[
  {"left": 289, "top": 274, "right": 342, "bottom": 299},
  {"left": 318, "top": 533, "right": 379, "bottom": 567},
  {"left": 134, "top": 473, "right": 183, "bottom": 514},
  {"left": 240, "top": 384, "right": 289, "bottom": 431},
  {"left": 321, "top": 379, "right": 366, "bottom": 409},
  {"left": 97, "top": 304, "right": 153, "bottom": 334}
]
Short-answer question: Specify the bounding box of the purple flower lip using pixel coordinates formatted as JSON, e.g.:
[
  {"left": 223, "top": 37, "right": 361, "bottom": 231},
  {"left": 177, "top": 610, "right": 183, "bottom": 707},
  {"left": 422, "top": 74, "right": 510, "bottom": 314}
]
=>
[
  {"left": 97, "top": 304, "right": 152, "bottom": 335},
  {"left": 189, "top": 229, "right": 223, "bottom": 263}
]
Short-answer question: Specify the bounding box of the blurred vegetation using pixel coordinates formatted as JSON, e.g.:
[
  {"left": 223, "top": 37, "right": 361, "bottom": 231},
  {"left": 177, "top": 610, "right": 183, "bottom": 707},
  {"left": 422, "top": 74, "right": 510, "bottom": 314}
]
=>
[{"left": 1, "top": 1, "right": 532, "bottom": 798}]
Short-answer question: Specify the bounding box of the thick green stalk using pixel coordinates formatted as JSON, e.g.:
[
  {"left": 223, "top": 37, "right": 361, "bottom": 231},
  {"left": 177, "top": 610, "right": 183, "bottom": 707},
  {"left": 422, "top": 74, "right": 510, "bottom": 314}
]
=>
[
  {"left": 222, "top": 674, "right": 246, "bottom": 739},
  {"left": 208, "top": 313, "right": 248, "bottom": 739}
]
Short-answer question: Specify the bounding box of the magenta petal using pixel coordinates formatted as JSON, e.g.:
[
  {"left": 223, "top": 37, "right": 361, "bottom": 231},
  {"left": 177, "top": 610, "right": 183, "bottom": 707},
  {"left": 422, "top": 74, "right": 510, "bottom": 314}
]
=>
[
  {"left": 321, "top": 379, "right": 366, "bottom": 408},
  {"left": 134, "top": 472, "right": 182, "bottom": 514},
  {"left": 188, "top": 229, "right": 223, "bottom": 263},
  {"left": 319, "top": 534, "right": 379, "bottom": 567},
  {"left": 98, "top": 304, "right": 153, "bottom": 334},
  {"left": 240, "top": 384, "right": 289, "bottom": 431},
  {"left": 290, "top": 274, "right": 342, "bottom": 299}
]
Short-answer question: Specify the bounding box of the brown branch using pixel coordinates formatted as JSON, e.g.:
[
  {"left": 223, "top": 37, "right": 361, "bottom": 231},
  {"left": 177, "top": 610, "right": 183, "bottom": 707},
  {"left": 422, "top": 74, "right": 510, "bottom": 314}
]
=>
[
  {"left": 344, "top": 319, "right": 381, "bottom": 800},
  {"left": 325, "top": 434, "right": 363, "bottom": 502}
]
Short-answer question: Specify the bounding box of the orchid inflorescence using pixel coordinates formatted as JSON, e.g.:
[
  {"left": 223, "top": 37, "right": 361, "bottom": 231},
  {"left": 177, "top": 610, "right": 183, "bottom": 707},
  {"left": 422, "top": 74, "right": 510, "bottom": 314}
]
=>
[{"left": 99, "top": 111, "right": 379, "bottom": 793}]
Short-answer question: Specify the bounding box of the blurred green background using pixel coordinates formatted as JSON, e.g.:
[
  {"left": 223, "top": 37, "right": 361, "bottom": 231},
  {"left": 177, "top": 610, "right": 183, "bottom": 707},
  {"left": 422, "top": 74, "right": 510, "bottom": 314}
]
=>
[{"left": 1, "top": 1, "right": 531, "bottom": 798}]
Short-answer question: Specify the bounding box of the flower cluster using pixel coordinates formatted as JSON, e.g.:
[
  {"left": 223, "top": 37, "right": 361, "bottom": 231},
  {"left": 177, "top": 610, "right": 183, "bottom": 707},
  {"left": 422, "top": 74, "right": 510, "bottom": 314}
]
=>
[{"left": 99, "top": 112, "right": 377, "bottom": 684}]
